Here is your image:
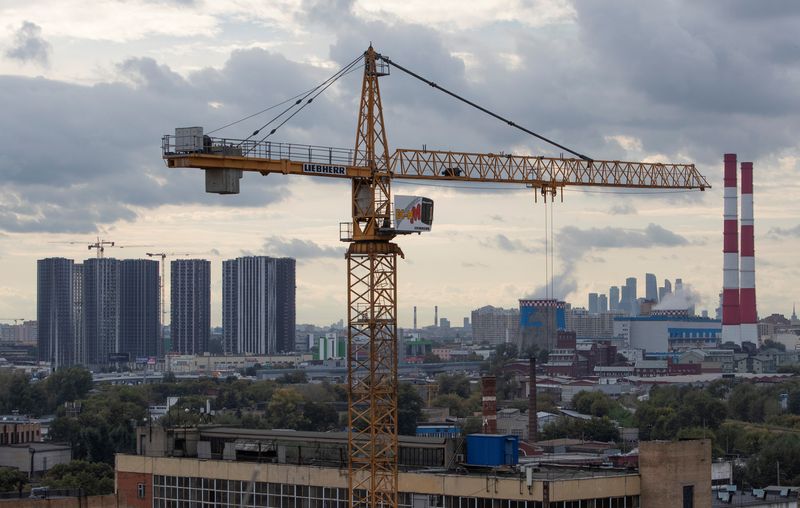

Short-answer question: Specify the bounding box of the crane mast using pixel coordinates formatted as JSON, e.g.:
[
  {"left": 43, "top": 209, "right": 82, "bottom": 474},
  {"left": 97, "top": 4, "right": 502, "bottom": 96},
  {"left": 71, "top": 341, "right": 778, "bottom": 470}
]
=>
[
  {"left": 161, "top": 45, "right": 711, "bottom": 508},
  {"left": 347, "top": 47, "right": 400, "bottom": 508}
]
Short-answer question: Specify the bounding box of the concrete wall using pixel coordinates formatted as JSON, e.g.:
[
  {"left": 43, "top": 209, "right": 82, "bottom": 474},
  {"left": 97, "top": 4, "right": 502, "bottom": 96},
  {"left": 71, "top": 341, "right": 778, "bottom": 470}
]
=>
[
  {"left": 0, "top": 446, "right": 72, "bottom": 476},
  {"left": 116, "top": 454, "right": 641, "bottom": 503},
  {"left": 0, "top": 495, "right": 120, "bottom": 507},
  {"left": 639, "top": 439, "right": 711, "bottom": 508}
]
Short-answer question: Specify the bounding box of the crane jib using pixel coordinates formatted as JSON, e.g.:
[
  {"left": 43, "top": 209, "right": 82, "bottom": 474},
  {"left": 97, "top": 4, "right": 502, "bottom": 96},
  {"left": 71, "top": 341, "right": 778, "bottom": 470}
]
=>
[{"left": 302, "top": 163, "right": 347, "bottom": 175}]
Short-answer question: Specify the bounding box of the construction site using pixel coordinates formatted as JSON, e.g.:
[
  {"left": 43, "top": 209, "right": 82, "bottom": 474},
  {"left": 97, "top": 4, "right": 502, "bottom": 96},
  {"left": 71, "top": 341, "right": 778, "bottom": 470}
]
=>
[{"left": 135, "top": 46, "right": 721, "bottom": 508}]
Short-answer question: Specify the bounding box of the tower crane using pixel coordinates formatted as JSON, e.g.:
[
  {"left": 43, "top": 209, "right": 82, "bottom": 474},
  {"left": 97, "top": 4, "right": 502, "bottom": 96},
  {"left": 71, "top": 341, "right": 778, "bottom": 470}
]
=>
[
  {"left": 162, "top": 46, "right": 710, "bottom": 508},
  {"left": 49, "top": 237, "right": 153, "bottom": 258}
]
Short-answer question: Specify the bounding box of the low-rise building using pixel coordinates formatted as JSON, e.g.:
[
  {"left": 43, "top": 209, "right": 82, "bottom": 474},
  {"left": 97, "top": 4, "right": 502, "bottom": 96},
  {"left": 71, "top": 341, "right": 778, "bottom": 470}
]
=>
[
  {"left": 0, "top": 415, "right": 42, "bottom": 445},
  {"left": 117, "top": 424, "right": 714, "bottom": 508},
  {"left": 0, "top": 442, "right": 71, "bottom": 478}
]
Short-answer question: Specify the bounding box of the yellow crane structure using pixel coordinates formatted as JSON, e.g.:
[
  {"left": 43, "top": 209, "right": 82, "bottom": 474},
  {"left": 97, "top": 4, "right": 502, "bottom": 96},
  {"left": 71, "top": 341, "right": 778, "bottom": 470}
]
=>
[{"left": 162, "top": 46, "right": 709, "bottom": 508}]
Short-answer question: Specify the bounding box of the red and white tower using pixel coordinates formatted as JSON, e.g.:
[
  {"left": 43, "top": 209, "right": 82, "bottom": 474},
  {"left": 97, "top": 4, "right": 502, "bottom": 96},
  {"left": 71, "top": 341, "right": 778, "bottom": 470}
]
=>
[
  {"left": 722, "top": 153, "right": 741, "bottom": 343},
  {"left": 740, "top": 161, "right": 757, "bottom": 341}
]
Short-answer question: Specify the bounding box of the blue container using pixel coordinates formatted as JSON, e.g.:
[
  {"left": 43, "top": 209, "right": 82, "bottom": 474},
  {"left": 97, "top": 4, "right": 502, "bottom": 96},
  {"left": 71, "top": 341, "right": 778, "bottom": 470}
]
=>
[{"left": 466, "top": 434, "right": 519, "bottom": 466}]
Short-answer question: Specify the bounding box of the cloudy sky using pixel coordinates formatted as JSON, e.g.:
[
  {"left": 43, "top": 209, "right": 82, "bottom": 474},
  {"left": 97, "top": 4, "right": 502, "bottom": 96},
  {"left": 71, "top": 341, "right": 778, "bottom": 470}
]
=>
[{"left": 1, "top": 0, "right": 799, "bottom": 328}]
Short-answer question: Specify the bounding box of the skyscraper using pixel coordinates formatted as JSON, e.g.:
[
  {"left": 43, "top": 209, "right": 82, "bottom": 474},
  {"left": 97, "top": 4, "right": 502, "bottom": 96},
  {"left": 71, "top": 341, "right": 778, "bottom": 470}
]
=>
[
  {"left": 598, "top": 294, "right": 608, "bottom": 313},
  {"left": 83, "top": 258, "right": 120, "bottom": 366},
  {"left": 588, "top": 293, "right": 599, "bottom": 314},
  {"left": 625, "top": 277, "right": 638, "bottom": 315},
  {"left": 223, "top": 256, "right": 296, "bottom": 355},
  {"left": 609, "top": 286, "right": 620, "bottom": 311},
  {"left": 645, "top": 273, "right": 658, "bottom": 302},
  {"left": 72, "top": 263, "right": 86, "bottom": 366},
  {"left": 37, "top": 258, "right": 76, "bottom": 370},
  {"left": 620, "top": 286, "right": 630, "bottom": 315},
  {"left": 659, "top": 279, "right": 672, "bottom": 302},
  {"left": 119, "top": 259, "right": 160, "bottom": 359},
  {"left": 171, "top": 259, "right": 211, "bottom": 355}
]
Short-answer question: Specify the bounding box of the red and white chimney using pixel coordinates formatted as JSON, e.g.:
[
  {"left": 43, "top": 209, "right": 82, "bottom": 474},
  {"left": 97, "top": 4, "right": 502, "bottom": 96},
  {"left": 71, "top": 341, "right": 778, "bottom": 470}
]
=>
[
  {"left": 740, "top": 161, "right": 757, "bottom": 342},
  {"left": 481, "top": 376, "right": 497, "bottom": 434},
  {"left": 722, "top": 153, "right": 741, "bottom": 343}
]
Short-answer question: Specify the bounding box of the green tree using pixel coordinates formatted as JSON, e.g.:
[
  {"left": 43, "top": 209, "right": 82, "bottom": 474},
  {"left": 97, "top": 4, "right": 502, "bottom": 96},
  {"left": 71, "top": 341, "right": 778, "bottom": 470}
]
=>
[
  {"left": 278, "top": 371, "right": 308, "bottom": 384},
  {"left": 745, "top": 434, "right": 800, "bottom": 488},
  {"left": 437, "top": 374, "right": 471, "bottom": 398},
  {"left": 44, "top": 367, "right": 92, "bottom": 408},
  {"left": 267, "top": 388, "right": 308, "bottom": 429},
  {"left": 301, "top": 401, "right": 340, "bottom": 431},
  {"left": 398, "top": 383, "right": 423, "bottom": 435},
  {"left": 541, "top": 417, "right": 620, "bottom": 442},
  {"left": 41, "top": 460, "right": 114, "bottom": 496},
  {"left": 0, "top": 467, "right": 27, "bottom": 493}
]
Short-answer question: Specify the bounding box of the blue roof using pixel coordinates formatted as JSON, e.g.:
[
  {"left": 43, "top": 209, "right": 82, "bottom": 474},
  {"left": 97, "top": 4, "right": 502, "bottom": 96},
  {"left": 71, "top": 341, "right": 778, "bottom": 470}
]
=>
[{"left": 614, "top": 316, "right": 721, "bottom": 323}]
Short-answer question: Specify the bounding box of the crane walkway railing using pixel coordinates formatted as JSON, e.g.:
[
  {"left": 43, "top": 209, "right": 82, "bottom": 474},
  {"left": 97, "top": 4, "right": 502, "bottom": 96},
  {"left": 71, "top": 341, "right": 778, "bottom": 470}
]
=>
[{"left": 162, "top": 135, "right": 355, "bottom": 166}]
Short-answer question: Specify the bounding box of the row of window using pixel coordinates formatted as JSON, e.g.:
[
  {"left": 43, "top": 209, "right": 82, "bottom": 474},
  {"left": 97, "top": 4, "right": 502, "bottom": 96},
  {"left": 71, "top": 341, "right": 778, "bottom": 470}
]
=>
[{"left": 151, "top": 475, "right": 639, "bottom": 508}]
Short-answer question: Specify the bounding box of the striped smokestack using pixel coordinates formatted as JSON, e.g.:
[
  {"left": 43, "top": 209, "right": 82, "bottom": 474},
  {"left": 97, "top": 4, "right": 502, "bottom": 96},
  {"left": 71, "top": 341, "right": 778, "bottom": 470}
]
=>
[
  {"left": 528, "top": 356, "right": 537, "bottom": 442},
  {"left": 722, "top": 154, "right": 741, "bottom": 343},
  {"left": 740, "top": 161, "right": 757, "bottom": 342},
  {"left": 481, "top": 376, "right": 497, "bottom": 434}
]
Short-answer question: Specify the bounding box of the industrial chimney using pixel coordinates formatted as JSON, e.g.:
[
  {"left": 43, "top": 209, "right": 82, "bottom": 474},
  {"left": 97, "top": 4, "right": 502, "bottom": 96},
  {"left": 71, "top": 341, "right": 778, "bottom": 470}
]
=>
[
  {"left": 435, "top": 305, "right": 439, "bottom": 327},
  {"left": 481, "top": 376, "right": 497, "bottom": 434},
  {"left": 722, "top": 154, "right": 741, "bottom": 343},
  {"left": 528, "top": 356, "right": 538, "bottom": 442},
  {"left": 413, "top": 306, "right": 417, "bottom": 330},
  {"left": 740, "top": 161, "right": 758, "bottom": 342}
]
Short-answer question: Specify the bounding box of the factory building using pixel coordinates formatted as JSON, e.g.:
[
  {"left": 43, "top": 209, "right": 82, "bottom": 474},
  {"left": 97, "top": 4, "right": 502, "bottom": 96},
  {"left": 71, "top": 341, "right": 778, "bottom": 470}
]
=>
[
  {"left": 614, "top": 311, "right": 722, "bottom": 353},
  {"left": 117, "top": 425, "right": 713, "bottom": 508},
  {"left": 519, "top": 299, "right": 565, "bottom": 351}
]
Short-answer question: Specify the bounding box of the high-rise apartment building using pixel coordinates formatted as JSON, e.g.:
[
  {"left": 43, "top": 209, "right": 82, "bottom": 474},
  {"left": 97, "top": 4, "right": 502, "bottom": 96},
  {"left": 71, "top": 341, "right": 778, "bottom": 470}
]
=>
[
  {"left": 470, "top": 306, "right": 519, "bottom": 345},
  {"left": 588, "top": 293, "right": 599, "bottom": 314},
  {"left": 72, "top": 263, "right": 86, "bottom": 365},
  {"left": 223, "top": 256, "right": 296, "bottom": 355},
  {"left": 83, "top": 258, "right": 120, "bottom": 365},
  {"left": 171, "top": 259, "right": 211, "bottom": 355},
  {"left": 37, "top": 258, "right": 76, "bottom": 370},
  {"left": 609, "top": 286, "right": 620, "bottom": 311},
  {"left": 645, "top": 273, "right": 658, "bottom": 302},
  {"left": 598, "top": 294, "right": 608, "bottom": 313},
  {"left": 119, "top": 259, "right": 160, "bottom": 359}
]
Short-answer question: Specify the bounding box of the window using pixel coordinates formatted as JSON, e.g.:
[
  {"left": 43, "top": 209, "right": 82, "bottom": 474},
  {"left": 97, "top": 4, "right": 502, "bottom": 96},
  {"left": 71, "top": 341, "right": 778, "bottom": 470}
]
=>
[
  {"left": 683, "top": 485, "right": 694, "bottom": 508},
  {"left": 137, "top": 483, "right": 146, "bottom": 499}
]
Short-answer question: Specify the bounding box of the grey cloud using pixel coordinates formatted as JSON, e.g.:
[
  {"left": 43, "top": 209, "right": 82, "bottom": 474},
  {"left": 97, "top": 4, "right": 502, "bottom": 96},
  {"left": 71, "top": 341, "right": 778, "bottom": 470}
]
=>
[
  {"left": 484, "top": 234, "right": 540, "bottom": 254},
  {"left": 262, "top": 236, "right": 344, "bottom": 259},
  {"left": 5, "top": 21, "right": 50, "bottom": 66},
  {"left": 118, "top": 57, "right": 188, "bottom": 94},
  {"left": 558, "top": 223, "right": 688, "bottom": 261},
  {"left": 608, "top": 203, "right": 636, "bottom": 215},
  {"left": 0, "top": 47, "right": 352, "bottom": 233},
  {"left": 523, "top": 223, "right": 688, "bottom": 300},
  {"left": 768, "top": 224, "right": 800, "bottom": 238}
]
